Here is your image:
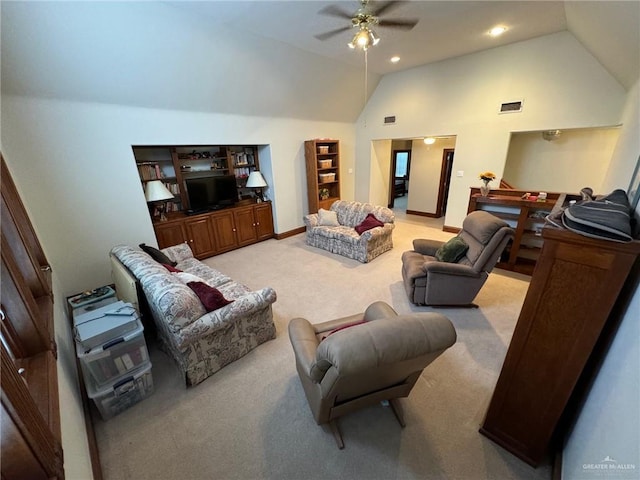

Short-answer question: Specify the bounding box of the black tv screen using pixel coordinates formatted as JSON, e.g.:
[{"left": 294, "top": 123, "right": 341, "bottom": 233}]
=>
[{"left": 185, "top": 174, "right": 238, "bottom": 213}]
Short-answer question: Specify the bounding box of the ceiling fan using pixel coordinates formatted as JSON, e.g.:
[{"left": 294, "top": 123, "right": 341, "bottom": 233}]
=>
[{"left": 315, "top": 0, "right": 419, "bottom": 50}]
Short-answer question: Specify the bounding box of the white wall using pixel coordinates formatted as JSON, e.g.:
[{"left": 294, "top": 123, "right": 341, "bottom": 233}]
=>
[
  {"left": 407, "top": 137, "right": 457, "bottom": 214},
  {"left": 356, "top": 31, "right": 626, "bottom": 228},
  {"left": 562, "top": 81, "right": 640, "bottom": 479},
  {"left": 1, "top": 95, "right": 355, "bottom": 295},
  {"left": 504, "top": 127, "right": 620, "bottom": 193}
]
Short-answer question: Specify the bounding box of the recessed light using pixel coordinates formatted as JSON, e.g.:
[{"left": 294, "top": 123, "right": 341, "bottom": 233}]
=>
[
  {"left": 390, "top": 56, "right": 400, "bottom": 63},
  {"left": 489, "top": 26, "right": 507, "bottom": 37},
  {"left": 423, "top": 137, "right": 436, "bottom": 145}
]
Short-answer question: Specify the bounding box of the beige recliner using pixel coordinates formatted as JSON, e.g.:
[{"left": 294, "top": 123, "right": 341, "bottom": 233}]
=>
[
  {"left": 401, "top": 211, "right": 514, "bottom": 306},
  {"left": 288, "top": 301, "right": 456, "bottom": 448}
]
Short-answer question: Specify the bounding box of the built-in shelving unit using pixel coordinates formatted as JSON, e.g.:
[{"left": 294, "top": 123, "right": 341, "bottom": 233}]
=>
[
  {"left": 132, "top": 145, "right": 273, "bottom": 259},
  {"left": 304, "top": 139, "right": 340, "bottom": 213}
]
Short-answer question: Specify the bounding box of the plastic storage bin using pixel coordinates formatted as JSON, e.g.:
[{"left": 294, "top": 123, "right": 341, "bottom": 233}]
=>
[
  {"left": 87, "top": 361, "right": 153, "bottom": 420},
  {"left": 319, "top": 173, "right": 335, "bottom": 183},
  {"left": 77, "top": 321, "right": 148, "bottom": 388}
]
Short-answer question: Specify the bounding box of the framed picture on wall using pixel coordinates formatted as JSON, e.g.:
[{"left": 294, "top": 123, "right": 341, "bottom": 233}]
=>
[{"left": 628, "top": 156, "right": 640, "bottom": 211}]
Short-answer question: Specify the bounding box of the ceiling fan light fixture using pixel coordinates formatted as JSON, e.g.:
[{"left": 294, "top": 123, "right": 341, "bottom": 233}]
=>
[{"left": 489, "top": 26, "right": 507, "bottom": 37}]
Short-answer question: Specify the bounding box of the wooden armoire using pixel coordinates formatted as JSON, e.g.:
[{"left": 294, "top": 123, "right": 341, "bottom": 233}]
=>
[{"left": 480, "top": 224, "right": 640, "bottom": 466}]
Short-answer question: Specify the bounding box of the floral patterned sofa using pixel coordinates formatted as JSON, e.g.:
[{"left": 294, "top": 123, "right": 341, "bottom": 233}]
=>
[
  {"left": 303, "top": 200, "right": 395, "bottom": 263},
  {"left": 110, "top": 243, "right": 276, "bottom": 386}
]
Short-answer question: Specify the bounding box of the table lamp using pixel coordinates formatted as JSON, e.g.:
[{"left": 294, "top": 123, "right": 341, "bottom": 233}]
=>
[
  {"left": 145, "top": 180, "right": 174, "bottom": 221},
  {"left": 246, "top": 171, "right": 267, "bottom": 202}
]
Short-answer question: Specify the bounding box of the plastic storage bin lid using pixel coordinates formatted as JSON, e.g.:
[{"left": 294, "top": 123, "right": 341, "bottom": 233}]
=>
[
  {"left": 75, "top": 320, "right": 144, "bottom": 359},
  {"left": 86, "top": 360, "right": 152, "bottom": 399}
]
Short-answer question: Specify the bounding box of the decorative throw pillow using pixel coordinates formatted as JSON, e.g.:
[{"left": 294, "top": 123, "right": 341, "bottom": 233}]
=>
[
  {"left": 162, "top": 263, "right": 182, "bottom": 273},
  {"left": 186, "top": 281, "right": 233, "bottom": 312},
  {"left": 355, "top": 213, "right": 384, "bottom": 235},
  {"left": 435, "top": 237, "right": 469, "bottom": 263},
  {"left": 317, "top": 208, "right": 340, "bottom": 227},
  {"left": 174, "top": 272, "right": 204, "bottom": 284},
  {"left": 139, "top": 243, "right": 177, "bottom": 266}
]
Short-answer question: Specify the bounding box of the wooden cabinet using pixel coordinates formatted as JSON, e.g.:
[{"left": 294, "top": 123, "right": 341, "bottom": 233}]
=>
[
  {"left": 480, "top": 226, "right": 640, "bottom": 466},
  {"left": 154, "top": 220, "right": 187, "bottom": 249},
  {"left": 185, "top": 216, "right": 217, "bottom": 258},
  {"left": 255, "top": 202, "right": 275, "bottom": 241},
  {"left": 468, "top": 188, "right": 562, "bottom": 275},
  {"left": 1, "top": 156, "right": 64, "bottom": 480},
  {"left": 305, "top": 139, "right": 341, "bottom": 213},
  {"left": 153, "top": 202, "right": 274, "bottom": 259},
  {"left": 211, "top": 210, "right": 238, "bottom": 254},
  {"left": 234, "top": 206, "right": 259, "bottom": 247}
]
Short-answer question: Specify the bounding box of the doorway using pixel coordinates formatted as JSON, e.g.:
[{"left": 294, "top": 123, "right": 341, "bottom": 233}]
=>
[
  {"left": 436, "top": 149, "right": 454, "bottom": 217},
  {"left": 389, "top": 149, "right": 411, "bottom": 209}
]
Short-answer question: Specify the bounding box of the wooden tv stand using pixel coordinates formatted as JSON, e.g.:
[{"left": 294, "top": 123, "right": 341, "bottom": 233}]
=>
[{"left": 152, "top": 201, "right": 274, "bottom": 259}]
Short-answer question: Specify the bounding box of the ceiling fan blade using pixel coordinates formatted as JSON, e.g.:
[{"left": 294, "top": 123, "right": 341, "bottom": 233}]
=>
[
  {"left": 318, "top": 5, "right": 353, "bottom": 20},
  {"left": 378, "top": 18, "right": 419, "bottom": 30},
  {"left": 314, "top": 26, "right": 352, "bottom": 41},
  {"left": 371, "top": 1, "right": 406, "bottom": 17}
]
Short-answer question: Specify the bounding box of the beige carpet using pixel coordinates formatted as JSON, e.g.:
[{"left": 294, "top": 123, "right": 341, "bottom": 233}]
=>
[{"left": 93, "top": 212, "right": 552, "bottom": 480}]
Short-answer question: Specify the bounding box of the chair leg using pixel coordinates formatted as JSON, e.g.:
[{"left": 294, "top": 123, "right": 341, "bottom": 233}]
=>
[
  {"left": 389, "top": 398, "right": 406, "bottom": 428},
  {"left": 329, "top": 420, "right": 345, "bottom": 449}
]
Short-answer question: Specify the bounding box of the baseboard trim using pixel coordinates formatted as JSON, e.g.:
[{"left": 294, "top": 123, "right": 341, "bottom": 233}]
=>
[
  {"left": 406, "top": 210, "right": 439, "bottom": 218},
  {"left": 275, "top": 226, "right": 305, "bottom": 240},
  {"left": 443, "top": 225, "right": 461, "bottom": 234}
]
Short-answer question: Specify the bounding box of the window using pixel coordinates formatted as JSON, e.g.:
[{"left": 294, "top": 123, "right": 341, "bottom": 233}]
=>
[{"left": 395, "top": 151, "right": 409, "bottom": 177}]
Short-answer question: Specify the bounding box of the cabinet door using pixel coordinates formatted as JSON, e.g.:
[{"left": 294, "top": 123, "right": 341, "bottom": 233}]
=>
[
  {"left": 185, "top": 217, "right": 217, "bottom": 259},
  {"left": 233, "top": 207, "right": 258, "bottom": 247},
  {"left": 254, "top": 203, "right": 274, "bottom": 241},
  {"left": 154, "top": 221, "right": 187, "bottom": 249},
  {"left": 211, "top": 210, "right": 238, "bottom": 253}
]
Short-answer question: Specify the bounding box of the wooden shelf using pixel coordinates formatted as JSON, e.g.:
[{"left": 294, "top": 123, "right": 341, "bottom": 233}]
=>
[
  {"left": 305, "top": 139, "right": 341, "bottom": 214},
  {"left": 468, "top": 188, "right": 563, "bottom": 274}
]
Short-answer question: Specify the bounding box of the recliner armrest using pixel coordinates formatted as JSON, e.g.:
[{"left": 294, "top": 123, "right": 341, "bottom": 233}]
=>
[
  {"left": 424, "top": 261, "right": 482, "bottom": 277},
  {"left": 289, "top": 317, "right": 327, "bottom": 383},
  {"left": 413, "top": 239, "right": 445, "bottom": 255}
]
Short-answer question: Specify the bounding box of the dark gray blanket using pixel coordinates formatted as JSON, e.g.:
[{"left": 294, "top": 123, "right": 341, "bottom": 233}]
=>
[{"left": 562, "top": 189, "right": 632, "bottom": 242}]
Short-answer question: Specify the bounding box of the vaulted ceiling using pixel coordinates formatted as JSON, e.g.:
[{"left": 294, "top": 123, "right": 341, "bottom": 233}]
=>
[
  {"left": 2, "top": 1, "right": 638, "bottom": 123},
  {"left": 167, "top": 1, "right": 639, "bottom": 89}
]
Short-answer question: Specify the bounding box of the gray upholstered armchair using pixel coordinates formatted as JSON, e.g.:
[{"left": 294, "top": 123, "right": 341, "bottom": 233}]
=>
[
  {"left": 401, "top": 211, "right": 514, "bottom": 306},
  {"left": 288, "top": 301, "right": 456, "bottom": 448}
]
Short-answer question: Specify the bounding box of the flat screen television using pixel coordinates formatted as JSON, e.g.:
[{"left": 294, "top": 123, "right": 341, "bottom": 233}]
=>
[{"left": 184, "top": 174, "right": 238, "bottom": 213}]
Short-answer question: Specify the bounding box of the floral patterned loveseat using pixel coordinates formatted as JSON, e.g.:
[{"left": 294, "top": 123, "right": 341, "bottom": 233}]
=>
[
  {"left": 110, "top": 243, "right": 276, "bottom": 386},
  {"left": 303, "top": 200, "right": 395, "bottom": 263}
]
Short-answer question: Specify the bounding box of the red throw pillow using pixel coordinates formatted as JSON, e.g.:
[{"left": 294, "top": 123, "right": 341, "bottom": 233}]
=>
[
  {"left": 355, "top": 213, "right": 384, "bottom": 235},
  {"left": 162, "top": 263, "right": 182, "bottom": 273},
  {"left": 320, "top": 320, "right": 367, "bottom": 341},
  {"left": 186, "top": 281, "right": 233, "bottom": 312}
]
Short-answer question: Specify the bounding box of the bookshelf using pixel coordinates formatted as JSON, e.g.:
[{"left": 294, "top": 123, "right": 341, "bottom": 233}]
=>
[{"left": 304, "top": 139, "right": 341, "bottom": 213}]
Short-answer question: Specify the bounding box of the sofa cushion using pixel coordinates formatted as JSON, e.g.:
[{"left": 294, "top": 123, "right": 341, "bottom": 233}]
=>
[
  {"left": 435, "top": 237, "right": 469, "bottom": 263},
  {"left": 139, "top": 243, "right": 177, "bottom": 266},
  {"left": 318, "top": 208, "right": 340, "bottom": 226},
  {"left": 355, "top": 213, "right": 384, "bottom": 235},
  {"left": 163, "top": 263, "right": 182, "bottom": 273},
  {"left": 186, "top": 281, "right": 234, "bottom": 312}
]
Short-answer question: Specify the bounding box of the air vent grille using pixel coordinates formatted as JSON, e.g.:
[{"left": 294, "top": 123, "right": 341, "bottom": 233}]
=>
[
  {"left": 384, "top": 115, "right": 396, "bottom": 124},
  {"left": 499, "top": 100, "right": 523, "bottom": 114}
]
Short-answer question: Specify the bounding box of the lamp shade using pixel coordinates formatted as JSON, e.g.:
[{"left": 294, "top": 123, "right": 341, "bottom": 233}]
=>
[
  {"left": 246, "top": 171, "right": 267, "bottom": 188},
  {"left": 145, "top": 180, "right": 174, "bottom": 202}
]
